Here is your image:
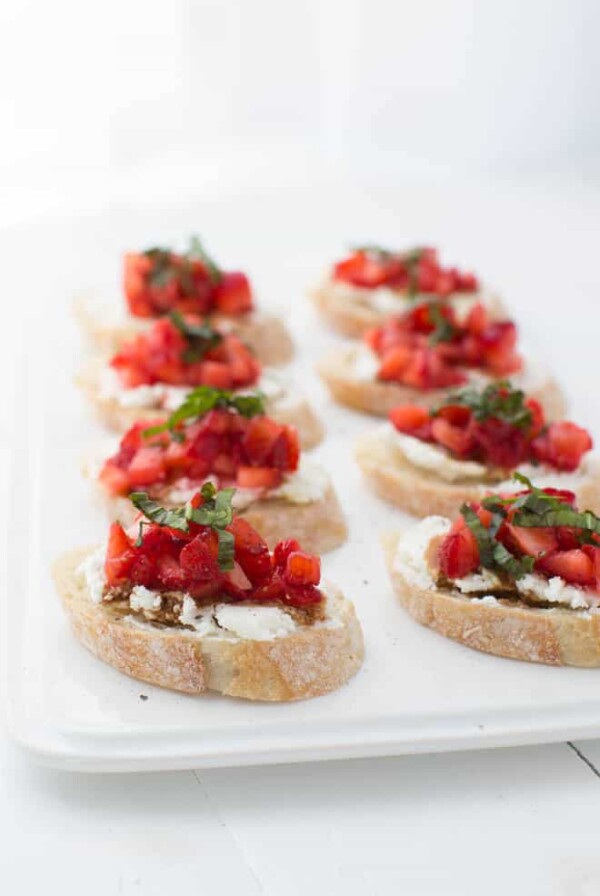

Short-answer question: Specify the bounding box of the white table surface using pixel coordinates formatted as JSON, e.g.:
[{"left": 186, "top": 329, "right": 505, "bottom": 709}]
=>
[{"left": 3, "top": 170, "right": 600, "bottom": 894}]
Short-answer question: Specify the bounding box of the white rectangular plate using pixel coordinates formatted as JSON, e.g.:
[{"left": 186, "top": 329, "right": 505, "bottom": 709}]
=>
[{"left": 8, "top": 194, "right": 600, "bottom": 772}]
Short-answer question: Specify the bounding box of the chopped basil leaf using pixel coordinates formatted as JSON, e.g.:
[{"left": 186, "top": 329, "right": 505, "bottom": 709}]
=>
[
  {"left": 128, "top": 485, "right": 237, "bottom": 571},
  {"left": 142, "top": 386, "right": 266, "bottom": 439},
  {"left": 460, "top": 504, "right": 495, "bottom": 567},
  {"left": 491, "top": 542, "right": 535, "bottom": 579},
  {"left": 428, "top": 302, "right": 456, "bottom": 345},
  {"left": 168, "top": 310, "right": 223, "bottom": 363},
  {"left": 129, "top": 492, "right": 189, "bottom": 532},
  {"left": 436, "top": 381, "right": 533, "bottom": 429},
  {"left": 188, "top": 236, "right": 222, "bottom": 285}
]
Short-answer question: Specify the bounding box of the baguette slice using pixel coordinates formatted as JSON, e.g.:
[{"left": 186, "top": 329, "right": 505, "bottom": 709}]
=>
[
  {"left": 310, "top": 279, "right": 506, "bottom": 338},
  {"left": 382, "top": 529, "right": 600, "bottom": 667},
  {"left": 75, "top": 295, "right": 294, "bottom": 366},
  {"left": 317, "top": 344, "right": 567, "bottom": 420},
  {"left": 77, "top": 357, "right": 324, "bottom": 450},
  {"left": 54, "top": 547, "right": 364, "bottom": 701},
  {"left": 95, "top": 482, "right": 348, "bottom": 555},
  {"left": 356, "top": 428, "right": 600, "bottom": 518}
]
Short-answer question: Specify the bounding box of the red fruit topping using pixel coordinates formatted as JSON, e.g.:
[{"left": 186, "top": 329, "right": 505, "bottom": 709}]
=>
[
  {"left": 438, "top": 528, "right": 479, "bottom": 579},
  {"left": 332, "top": 246, "right": 478, "bottom": 295},
  {"left": 227, "top": 517, "right": 272, "bottom": 585},
  {"left": 124, "top": 246, "right": 254, "bottom": 319},
  {"left": 111, "top": 316, "right": 260, "bottom": 391},
  {"left": 388, "top": 383, "right": 591, "bottom": 475},
  {"left": 283, "top": 551, "right": 321, "bottom": 586},
  {"left": 536, "top": 549, "right": 595, "bottom": 586},
  {"left": 100, "top": 405, "right": 299, "bottom": 498}
]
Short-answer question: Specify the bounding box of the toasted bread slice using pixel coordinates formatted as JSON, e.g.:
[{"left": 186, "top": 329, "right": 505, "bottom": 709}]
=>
[
  {"left": 75, "top": 295, "right": 294, "bottom": 366},
  {"left": 77, "top": 357, "right": 324, "bottom": 450},
  {"left": 382, "top": 530, "right": 600, "bottom": 667},
  {"left": 95, "top": 482, "right": 348, "bottom": 555},
  {"left": 317, "top": 344, "right": 567, "bottom": 420},
  {"left": 54, "top": 547, "right": 364, "bottom": 701},
  {"left": 356, "top": 428, "right": 600, "bottom": 518},
  {"left": 310, "top": 280, "right": 506, "bottom": 338}
]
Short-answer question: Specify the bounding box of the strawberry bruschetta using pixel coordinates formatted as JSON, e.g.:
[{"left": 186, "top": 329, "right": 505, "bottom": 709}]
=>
[
  {"left": 356, "top": 381, "right": 598, "bottom": 518},
  {"left": 54, "top": 485, "right": 364, "bottom": 700},
  {"left": 91, "top": 386, "right": 347, "bottom": 554},
  {"left": 317, "top": 300, "right": 565, "bottom": 419},
  {"left": 76, "top": 236, "right": 293, "bottom": 365},
  {"left": 383, "top": 475, "right": 600, "bottom": 667},
  {"left": 311, "top": 245, "right": 503, "bottom": 337},
  {"left": 79, "top": 311, "right": 324, "bottom": 449}
]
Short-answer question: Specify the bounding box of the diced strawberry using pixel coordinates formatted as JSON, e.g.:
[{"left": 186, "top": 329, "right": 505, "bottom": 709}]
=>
[
  {"left": 438, "top": 529, "right": 479, "bottom": 579},
  {"left": 179, "top": 532, "right": 222, "bottom": 582},
  {"left": 531, "top": 421, "right": 592, "bottom": 472},
  {"left": 236, "top": 466, "right": 282, "bottom": 490},
  {"left": 282, "top": 584, "right": 323, "bottom": 606},
  {"left": 273, "top": 539, "right": 301, "bottom": 572},
  {"left": 537, "top": 549, "right": 595, "bottom": 586},
  {"left": 284, "top": 551, "right": 321, "bottom": 586},
  {"left": 213, "top": 271, "right": 253, "bottom": 314},
  {"left": 98, "top": 462, "right": 131, "bottom": 496},
  {"left": 499, "top": 523, "right": 558, "bottom": 558},
  {"left": 104, "top": 522, "right": 135, "bottom": 586},
  {"left": 333, "top": 251, "right": 403, "bottom": 288},
  {"left": 227, "top": 517, "right": 272, "bottom": 584},
  {"left": 200, "top": 361, "right": 233, "bottom": 389},
  {"left": 389, "top": 405, "right": 431, "bottom": 437},
  {"left": 430, "top": 417, "right": 474, "bottom": 457},
  {"left": 243, "top": 416, "right": 284, "bottom": 465},
  {"left": 583, "top": 545, "right": 600, "bottom": 585},
  {"left": 126, "top": 447, "right": 166, "bottom": 486}
]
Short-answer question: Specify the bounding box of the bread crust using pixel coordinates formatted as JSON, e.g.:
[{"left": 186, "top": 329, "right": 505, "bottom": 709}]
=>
[
  {"left": 356, "top": 429, "right": 600, "bottom": 517},
  {"left": 382, "top": 532, "right": 600, "bottom": 667},
  {"left": 77, "top": 357, "right": 324, "bottom": 450},
  {"left": 75, "top": 296, "right": 294, "bottom": 366},
  {"left": 54, "top": 547, "right": 364, "bottom": 701},
  {"left": 317, "top": 344, "right": 567, "bottom": 420},
  {"left": 96, "top": 483, "right": 348, "bottom": 554},
  {"left": 310, "top": 280, "right": 507, "bottom": 338}
]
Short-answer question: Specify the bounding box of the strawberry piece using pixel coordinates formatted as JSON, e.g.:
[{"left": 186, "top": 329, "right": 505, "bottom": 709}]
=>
[
  {"left": 213, "top": 272, "right": 253, "bottom": 314},
  {"left": 273, "top": 539, "right": 301, "bottom": 572},
  {"left": 126, "top": 447, "right": 166, "bottom": 486},
  {"left": 499, "top": 523, "right": 558, "bottom": 558},
  {"left": 236, "top": 466, "right": 282, "bottom": 490},
  {"left": 537, "top": 549, "right": 595, "bottom": 586},
  {"left": 98, "top": 462, "right": 131, "bottom": 496},
  {"left": 227, "top": 517, "right": 271, "bottom": 584},
  {"left": 104, "top": 523, "right": 135, "bottom": 586},
  {"left": 282, "top": 584, "right": 323, "bottom": 606},
  {"left": 284, "top": 551, "right": 321, "bottom": 586},
  {"left": 179, "top": 532, "right": 222, "bottom": 582},
  {"left": 430, "top": 417, "right": 474, "bottom": 457},
  {"left": 531, "top": 421, "right": 592, "bottom": 472},
  {"left": 438, "top": 529, "right": 479, "bottom": 579},
  {"left": 389, "top": 405, "right": 431, "bottom": 437}
]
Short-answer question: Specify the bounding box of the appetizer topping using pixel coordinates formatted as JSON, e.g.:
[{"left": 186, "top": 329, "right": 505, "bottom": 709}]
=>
[
  {"left": 110, "top": 313, "right": 260, "bottom": 390},
  {"left": 99, "top": 386, "right": 299, "bottom": 497},
  {"left": 124, "top": 236, "right": 254, "bottom": 318},
  {"left": 437, "top": 475, "right": 600, "bottom": 597},
  {"left": 390, "top": 382, "right": 592, "bottom": 472},
  {"left": 103, "top": 485, "right": 323, "bottom": 609},
  {"left": 364, "top": 301, "right": 521, "bottom": 389},
  {"left": 333, "top": 246, "right": 478, "bottom": 296}
]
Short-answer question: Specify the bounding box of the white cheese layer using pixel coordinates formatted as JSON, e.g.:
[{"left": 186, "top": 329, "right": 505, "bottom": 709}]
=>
[
  {"left": 351, "top": 344, "right": 381, "bottom": 381},
  {"left": 389, "top": 428, "right": 488, "bottom": 483},
  {"left": 129, "top": 585, "right": 162, "bottom": 612},
  {"left": 325, "top": 278, "right": 487, "bottom": 321},
  {"left": 179, "top": 595, "right": 297, "bottom": 640},
  {"left": 77, "top": 544, "right": 107, "bottom": 604},
  {"left": 99, "top": 367, "right": 286, "bottom": 412},
  {"left": 393, "top": 516, "right": 451, "bottom": 589},
  {"left": 164, "top": 458, "right": 329, "bottom": 509},
  {"left": 516, "top": 574, "right": 599, "bottom": 610}
]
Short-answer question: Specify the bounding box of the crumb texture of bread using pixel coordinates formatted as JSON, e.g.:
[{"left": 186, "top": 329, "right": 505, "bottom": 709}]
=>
[
  {"left": 75, "top": 296, "right": 294, "bottom": 366},
  {"left": 54, "top": 548, "right": 364, "bottom": 701},
  {"left": 318, "top": 344, "right": 567, "bottom": 419},
  {"left": 382, "top": 532, "right": 600, "bottom": 667},
  {"left": 356, "top": 431, "right": 600, "bottom": 517},
  {"left": 97, "top": 483, "right": 347, "bottom": 554},
  {"left": 77, "top": 356, "right": 324, "bottom": 449}
]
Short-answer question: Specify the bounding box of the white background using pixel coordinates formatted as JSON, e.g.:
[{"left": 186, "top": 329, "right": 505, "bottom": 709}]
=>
[{"left": 3, "top": 2, "right": 600, "bottom": 894}]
